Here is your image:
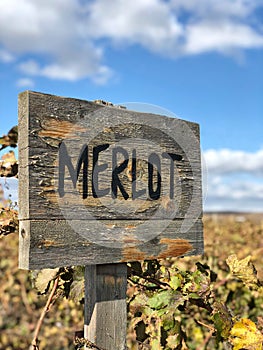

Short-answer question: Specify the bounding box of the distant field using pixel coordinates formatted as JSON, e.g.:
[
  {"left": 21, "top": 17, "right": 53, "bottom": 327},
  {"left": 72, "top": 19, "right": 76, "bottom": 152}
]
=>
[
  {"left": 1, "top": 213, "right": 263, "bottom": 349},
  {"left": 205, "top": 212, "right": 263, "bottom": 224}
]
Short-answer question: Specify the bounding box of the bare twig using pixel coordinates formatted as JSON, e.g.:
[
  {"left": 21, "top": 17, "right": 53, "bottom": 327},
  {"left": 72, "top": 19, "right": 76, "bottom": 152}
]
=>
[
  {"left": 128, "top": 277, "right": 163, "bottom": 290},
  {"left": 195, "top": 320, "right": 215, "bottom": 350},
  {"left": 213, "top": 277, "right": 230, "bottom": 289},
  {"left": 30, "top": 276, "right": 60, "bottom": 350},
  {"left": 195, "top": 319, "right": 215, "bottom": 332},
  {"left": 196, "top": 329, "right": 214, "bottom": 350},
  {"left": 129, "top": 268, "right": 169, "bottom": 289}
]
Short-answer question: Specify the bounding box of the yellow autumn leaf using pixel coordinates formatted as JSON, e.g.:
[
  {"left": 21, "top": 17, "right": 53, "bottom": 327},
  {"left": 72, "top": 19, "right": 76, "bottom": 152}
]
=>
[
  {"left": 226, "top": 254, "right": 260, "bottom": 290},
  {"left": 230, "top": 318, "right": 263, "bottom": 350},
  {"left": 0, "top": 150, "right": 18, "bottom": 177},
  {"left": 1, "top": 150, "right": 16, "bottom": 164}
]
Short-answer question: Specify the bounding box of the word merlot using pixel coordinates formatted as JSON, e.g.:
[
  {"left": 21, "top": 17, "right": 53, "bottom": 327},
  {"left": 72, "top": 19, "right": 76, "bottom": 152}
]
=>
[{"left": 58, "top": 142, "right": 183, "bottom": 200}]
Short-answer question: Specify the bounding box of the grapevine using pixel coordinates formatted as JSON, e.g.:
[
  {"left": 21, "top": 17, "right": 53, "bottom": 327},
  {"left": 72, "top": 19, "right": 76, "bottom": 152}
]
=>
[{"left": 1, "top": 127, "right": 263, "bottom": 349}]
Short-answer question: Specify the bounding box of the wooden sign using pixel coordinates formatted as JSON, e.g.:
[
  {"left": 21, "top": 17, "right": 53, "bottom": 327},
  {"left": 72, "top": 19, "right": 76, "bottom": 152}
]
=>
[{"left": 19, "top": 91, "right": 203, "bottom": 269}]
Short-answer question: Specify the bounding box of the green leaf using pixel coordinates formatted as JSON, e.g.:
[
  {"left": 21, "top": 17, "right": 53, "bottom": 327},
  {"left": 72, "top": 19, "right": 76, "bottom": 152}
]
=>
[
  {"left": 212, "top": 302, "right": 233, "bottom": 342},
  {"left": 150, "top": 338, "right": 161, "bottom": 350},
  {"left": 182, "top": 269, "right": 211, "bottom": 298},
  {"left": 162, "top": 312, "right": 175, "bottom": 331},
  {"left": 156, "top": 308, "right": 167, "bottom": 317},
  {"left": 170, "top": 276, "right": 182, "bottom": 290},
  {"left": 188, "top": 292, "right": 200, "bottom": 299},
  {"left": 147, "top": 290, "right": 185, "bottom": 312},
  {"left": 148, "top": 290, "right": 172, "bottom": 310}
]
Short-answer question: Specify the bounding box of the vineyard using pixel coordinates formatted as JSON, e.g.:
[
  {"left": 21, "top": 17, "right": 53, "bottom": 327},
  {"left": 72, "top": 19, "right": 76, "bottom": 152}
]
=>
[{"left": 1, "top": 127, "right": 263, "bottom": 349}]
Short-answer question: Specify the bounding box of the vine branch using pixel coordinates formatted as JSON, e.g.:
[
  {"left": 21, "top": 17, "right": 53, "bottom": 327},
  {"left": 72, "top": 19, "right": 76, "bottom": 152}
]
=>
[{"left": 30, "top": 276, "right": 60, "bottom": 350}]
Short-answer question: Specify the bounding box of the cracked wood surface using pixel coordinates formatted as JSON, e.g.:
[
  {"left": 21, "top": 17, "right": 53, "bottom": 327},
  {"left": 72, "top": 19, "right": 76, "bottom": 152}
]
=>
[{"left": 18, "top": 91, "right": 203, "bottom": 269}]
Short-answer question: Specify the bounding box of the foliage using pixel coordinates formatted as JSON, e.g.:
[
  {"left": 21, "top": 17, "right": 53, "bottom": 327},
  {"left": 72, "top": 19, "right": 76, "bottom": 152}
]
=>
[
  {"left": 0, "top": 206, "right": 18, "bottom": 237},
  {"left": 0, "top": 126, "right": 18, "bottom": 151},
  {"left": 0, "top": 150, "right": 18, "bottom": 177},
  {"left": 230, "top": 318, "right": 263, "bottom": 350},
  {"left": 125, "top": 252, "right": 263, "bottom": 350},
  {"left": 226, "top": 255, "right": 262, "bottom": 291},
  {"left": 1, "top": 127, "right": 263, "bottom": 349},
  {"left": 0, "top": 216, "right": 84, "bottom": 350},
  {"left": 1, "top": 205, "right": 263, "bottom": 350}
]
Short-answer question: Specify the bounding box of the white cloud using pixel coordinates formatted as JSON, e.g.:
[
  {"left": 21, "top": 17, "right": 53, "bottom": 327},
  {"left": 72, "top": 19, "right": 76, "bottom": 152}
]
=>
[
  {"left": 204, "top": 149, "right": 263, "bottom": 175},
  {"left": 86, "top": 0, "right": 183, "bottom": 53},
  {"left": 0, "top": 48, "right": 15, "bottom": 63},
  {"left": 16, "top": 77, "right": 35, "bottom": 88},
  {"left": 203, "top": 148, "right": 263, "bottom": 212},
  {"left": 207, "top": 179, "right": 263, "bottom": 200},
  {"left": 0, "top": 0, "right": 263, "bottom": 83},
  {"left": 204, "top": 176, "right": 263, "bottom": 212},
  {"left": 19, "top": 60, "right": 40, "bottom": 75},
  {"left": 86, "top": 0, "right": 263, "bottom": 57},
  {"left": 170, "top": 0, "right": 260, "bottom": 19},
  {"left": 183, "top": 21, "right": 263, "bottom": 56},
  {"left": 19, "top": 52, "right": 113, "bottom": 83},
  {"left": 0, "top": 0, "right": 112, "bottom": 83}
]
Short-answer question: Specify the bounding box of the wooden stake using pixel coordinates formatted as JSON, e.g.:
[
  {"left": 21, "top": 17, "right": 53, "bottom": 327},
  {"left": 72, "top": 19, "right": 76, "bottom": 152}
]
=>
[{"left": 84, "top": 263, "right": 127, "bottom": 350}]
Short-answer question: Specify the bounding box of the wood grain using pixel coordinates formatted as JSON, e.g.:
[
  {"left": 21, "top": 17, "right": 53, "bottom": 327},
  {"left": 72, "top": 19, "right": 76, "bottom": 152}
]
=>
[
  {"left": 19, "top": 218, "right": 203, "bottom": 269},
  {"left": 84, "top": 264, "right": 127, "bottom": 350},
  {"left": 18, "top": 91, "right": 203, "bottom": 269}
]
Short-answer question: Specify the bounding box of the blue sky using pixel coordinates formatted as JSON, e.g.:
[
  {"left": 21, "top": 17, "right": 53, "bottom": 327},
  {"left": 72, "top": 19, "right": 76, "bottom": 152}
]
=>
[{"left": 0, "top": 0, "right": 263, "bottom": 212}]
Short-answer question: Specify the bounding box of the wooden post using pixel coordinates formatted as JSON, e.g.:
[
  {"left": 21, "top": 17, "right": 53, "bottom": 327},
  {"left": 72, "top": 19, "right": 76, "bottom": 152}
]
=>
[{"left": 84, "top": 263, "right": 127, "bottom": 350}]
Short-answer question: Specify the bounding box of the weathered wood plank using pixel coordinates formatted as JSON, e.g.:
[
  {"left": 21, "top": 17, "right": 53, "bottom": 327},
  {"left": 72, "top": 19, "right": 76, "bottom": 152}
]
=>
[
  {"left": 18, "top": 91, "right": 202, "bottom": 221},
  {"left": 84, "top": 264, "right": 127, "bottom": 350},
  {"left": 18, "top": 91, "right": 29, "bottom": 221},
  {"left": 18, "top": 91, "right": 203, "bottom": 269},
  {"left": 19, "top": 218, "right": 203, "bottom": 269}
]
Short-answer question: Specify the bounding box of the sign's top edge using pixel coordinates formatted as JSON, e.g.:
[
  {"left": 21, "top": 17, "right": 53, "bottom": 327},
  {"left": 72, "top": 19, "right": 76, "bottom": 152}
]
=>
[{"left": 18, "top": 90, "right": 200, "bottom": 127}]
